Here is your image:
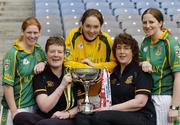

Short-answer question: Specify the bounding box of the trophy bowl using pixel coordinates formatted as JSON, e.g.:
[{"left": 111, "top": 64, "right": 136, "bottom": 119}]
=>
[{"left": 71, "top": 68, "right": 101, "bottom": 114}]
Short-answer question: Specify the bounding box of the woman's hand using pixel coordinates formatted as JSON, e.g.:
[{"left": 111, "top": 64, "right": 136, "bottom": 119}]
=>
[
  {"left": 61, "top": 73, "right": 72, "bottom": 88},
  {"left": 141, "top": 61, "right": 152, "bottom": 73},
  {"left": 81, "top": 59, "right": 95, "bottom": 67},
  {"left": 11, "top": 109, "right": 20, "bottom": 119},
  {"left": 51, "top": 111, "right": 70, "bottom": 119},
  {"left": 34, "top": 62, "right": 46, "bottom": 74},
  {"left": 168, "top": 109, "right": 178, "bottom": 123}
]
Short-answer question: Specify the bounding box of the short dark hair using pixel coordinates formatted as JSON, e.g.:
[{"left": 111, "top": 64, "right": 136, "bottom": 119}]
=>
[
  {"left": 112, "top": 33, "right": 140, "bottom": 64},
  {"left": 45, "top": 36, "right": 65, "bottom": 53}
]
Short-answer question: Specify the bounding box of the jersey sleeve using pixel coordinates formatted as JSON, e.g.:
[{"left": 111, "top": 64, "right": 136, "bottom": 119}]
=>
[
  {"left": 166, "top": 37, "right": 180, "bottom": 72},
  {"left": 2, "top": 48, "right": 17, "bottom": 86},
  {"left": 33, "top": 73, "right": 47, "bottom": 97},
  {"left": 95, "top": 33, "right": 117, "bottom": 72},
  {"left": 134, "top": 68, "right": 152, "bottom": 95}
]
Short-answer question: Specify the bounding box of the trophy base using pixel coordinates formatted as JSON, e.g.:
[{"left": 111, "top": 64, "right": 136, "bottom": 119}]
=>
[{"left": 79, "top": 102, "right": 95, "bottom": 114}]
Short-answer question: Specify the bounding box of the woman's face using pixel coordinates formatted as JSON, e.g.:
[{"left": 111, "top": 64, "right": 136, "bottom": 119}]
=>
[
  {"left": 22, "top": 25, "right": 40, "bottom": 47},
  {"left": 46, "top": 44, "right": 64, "bottom": 68},
  {"left": 142, "top": 14, "right": 162, "bottom": 37},
  {"left": 116, "top": 44, "right": 132, "bottom": 66},
  {"left": 81, "top": 16, "right": 101, "bottom": 41}
]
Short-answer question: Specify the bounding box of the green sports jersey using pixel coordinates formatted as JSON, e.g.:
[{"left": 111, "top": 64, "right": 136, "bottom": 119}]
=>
[
  {"left": 140, "top": 29, "right": 180, "bottom": 95},
  {"left": 1, "top": 38, "right": 46, "bottom": 109}
]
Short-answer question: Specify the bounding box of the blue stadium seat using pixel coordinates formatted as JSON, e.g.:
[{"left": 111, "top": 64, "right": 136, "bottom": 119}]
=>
[
  {"left": 83, "top": 0, "right": 107, "bottom": 3},
  {"left": 110, "top": 1, "right": 135, "bottom": 9},
  {"left": 117, "top": 14, "right": 141, "bottom": 23},
  {"left": 166, "top": 8, "right": 180, "bottom": 16},
  {"left": 85, "top": 2, "right": 110, "bottom": 10},
  {"left": 107, "top": 0, "right": 131, "bottom": 3},
  {"left": 62, "top": 15, "right": 81, "bottom": 23},
  {"left": 173, "top": 15, "right": 180, "bottom": 22},
  {"left": 60, "top": 2, "right": 84, "bottom": 10},
  {"left": 135, "top": 2, "right": 160, "bottom": 9},
  {"left": 121, "top": 20, "right": 141, "bottom": 30},
  {"left": 160, "top": 1, "right": 180, "bottom": 9},
  {"left": 113, "top": 8, "right": 138, "bottom": 16},
  {"left": 61, "top": 8, "right": 85, "bottom": 15},
  {"left": 102, "top": 27, "right": 123, "bottom": 39},
  {"left": 35, "top": 2, "right": 59, "bottom": 9},
  {"left": 124, "top": 27, "right": 144, "bottom": 36},
  {"left": 35, "top": 0, "right": 58, "bottom": 3},
  {"left": 35, "top": 9, "right": 60, "bottom": 17},
  {"left": 59, "top": 0, "right": 82, "bottom": 3}
]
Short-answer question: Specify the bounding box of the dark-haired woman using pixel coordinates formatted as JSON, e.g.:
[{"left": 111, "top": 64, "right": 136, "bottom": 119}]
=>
[
  {"left": 65, "top": 8, "right": 116, "bottom": 109},
  {"left": 76, "top": 33, "right": 156, "bottom": 125}
]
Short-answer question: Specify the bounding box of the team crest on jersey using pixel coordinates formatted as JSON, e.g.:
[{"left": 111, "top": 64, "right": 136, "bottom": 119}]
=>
[
  {"left": 111, "top": 78, "right": 117, "bottom": 85},
  {"left": 78, "top": 42, "right": 83, "bottom": 48},
  {"left": 23, "top": 58, "right": 30, "bottom": 65},
  {"left": 155, "top": 46, "right": 162, "bottom": 56},
  {"left": 4, "top": 59, "right": 10, "bottom": 70},
  {"left": 35, "top": 53, "right": 42, "bottom": 62},
  {"left": 65, "top": 48, "right": 70, "bottom": 58},
  {"left": 174, "top": 46, "right": 180, "bottom": 58},
  {"left": 143, "top": 46, "right": 148, "bottom": 53},
  {"left": 125, "top": 75, "right": 133, "bottom": 84},
  {"left": 47, "top": 81, "right": 54, "bottom": 87}
]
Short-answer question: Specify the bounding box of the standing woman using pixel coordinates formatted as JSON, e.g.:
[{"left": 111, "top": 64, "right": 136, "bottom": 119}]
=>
[
  {"left": 140, "top": 8, "right": 180, "bottom": 125},
  {"left": 1, "top": 17, "right": 46, "bottom": 125},
  {"left": 65, "top": 9, "right": 116, "bottom": 108}
]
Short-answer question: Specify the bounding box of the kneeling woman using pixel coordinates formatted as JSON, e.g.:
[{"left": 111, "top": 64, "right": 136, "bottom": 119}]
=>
[{"left": 76, "top": 33, "right": 156, "bottom": 125}]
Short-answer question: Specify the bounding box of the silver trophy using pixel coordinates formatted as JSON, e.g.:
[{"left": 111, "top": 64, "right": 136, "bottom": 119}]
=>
[{"left": 71, "top": 68, "right": 101, "bottom": 114}]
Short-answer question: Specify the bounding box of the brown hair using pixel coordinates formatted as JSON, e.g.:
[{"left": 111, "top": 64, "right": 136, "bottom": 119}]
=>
[
  {"left": 20, "top": 17, "right": 41, "bottom": 40},
  {"left": 45, "top": 36, "right": 65, "bottom": 53},
  {"left": 21, "top": 17, "right": 41, "bottom": 32},
  {"left": 112, "top": 33, "right": 140, "bottom": 64},
  {"left": 141, "top": 8, "right": 164, "bottom": 28},
  {"left": 80, "top": 9, "right": 104, "bottom": 26}
]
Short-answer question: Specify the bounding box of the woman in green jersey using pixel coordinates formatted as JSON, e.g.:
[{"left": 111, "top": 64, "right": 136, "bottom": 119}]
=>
[
  {"left": 1, "top": 17, "right": 46, "bottom": 125},
  {"left": 140, "top": 8, "right": 180, "bottom": 125}
]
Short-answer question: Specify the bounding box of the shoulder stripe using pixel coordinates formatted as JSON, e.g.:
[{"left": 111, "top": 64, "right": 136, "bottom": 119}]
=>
[
  {"left": 99, "top": 35, "right": 111, "bottom": 61},
  {"left": 34, "top": 89, "right": 47, "bottom": 93},
  {"left": 72, "top": 29, "right": 81, "bottom": 48},
  {"left": 135, "top": 89, "right": 151, "bottom": 93}
]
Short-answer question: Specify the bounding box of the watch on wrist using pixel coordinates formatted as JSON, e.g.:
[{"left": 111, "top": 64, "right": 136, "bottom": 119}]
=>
[{"left": 170, "top": 105, "right": 179, "bottom": 110}]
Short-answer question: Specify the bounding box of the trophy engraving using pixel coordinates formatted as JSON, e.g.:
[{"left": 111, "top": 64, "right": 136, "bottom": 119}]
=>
[{"left": 71, "top": 68, "right": 101, "bottom": 114}]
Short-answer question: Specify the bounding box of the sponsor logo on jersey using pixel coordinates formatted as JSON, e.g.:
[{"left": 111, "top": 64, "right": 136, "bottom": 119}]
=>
[
  {"left": 77, "top": 42, "right": 83, "bottom": 48},
  {"left": 65, "top": 48, "right": 70, "bottom": 58},
  {"left": 143, "top": 46, "right": 148, "bottom": 53},
  {"left": 23, "top": 58, "right": 30, "bottom": 65},
  {"left": 47, "top": 81, "right": 54, "bottom": 87},
  {"left": 155, "top": 46, "right": 162, "bottom": 56},
  {"left": 4, "top": 59, "right": 10, "bottom": 70},
  {"left": 125, "top": 75, "right": 133, "bottom": 84},
  {"left": 35, "top": 52, "right": 42, "bottom": 62},
  {"left": 111, "top": 78, "right": 117, "bottom": 85},
  {"left": 175, "top": 46, "right": 180, "bottom": 58}
]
